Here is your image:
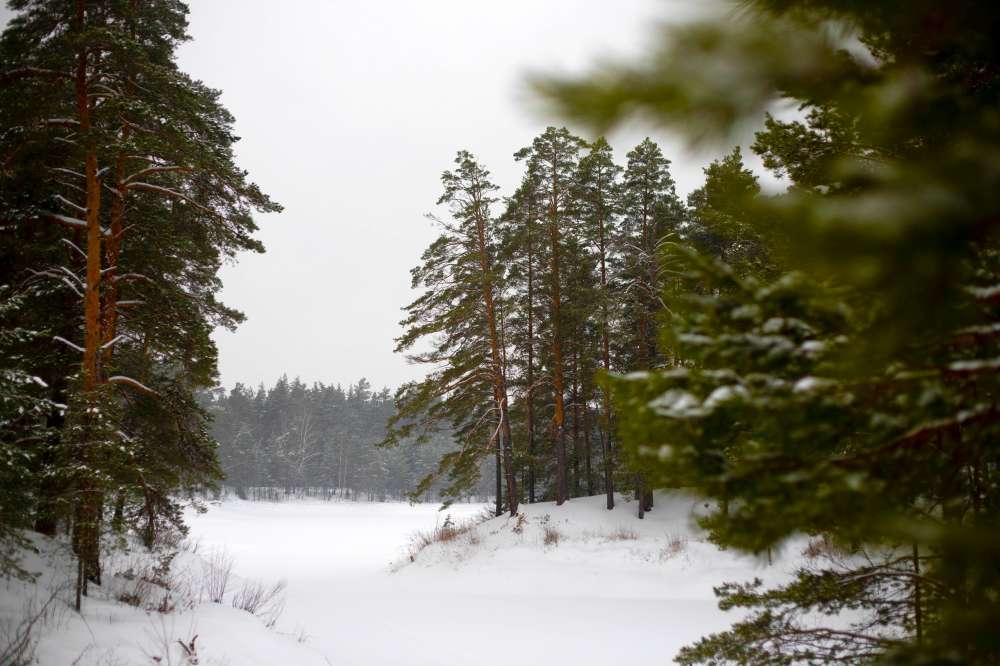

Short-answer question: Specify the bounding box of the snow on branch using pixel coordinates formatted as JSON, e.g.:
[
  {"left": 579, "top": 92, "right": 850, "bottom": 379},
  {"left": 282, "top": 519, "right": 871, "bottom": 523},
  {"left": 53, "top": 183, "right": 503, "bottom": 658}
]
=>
[
  {"left": 107, "top": 375, "right": 159, "bottom": 398},
  {"left": 39, "top": 118, "right": 81, "bottom": 129},
  {"left": 44, "top": 212, "right": 111, "bottom": 237},
  {"left": 125, "top": 182, "right": 218, "bottom": 217},
  {"left": 49, "top": 167, "right": 86, "bottom": 180},
  {"left": 26, "top": 267, "right": 83, "bottom": 296},
  {"left": 53, "top": 194, "right": 87, "bottom": 214},
  {"left": 59, "top": 238, "right": 86, "bottom": 259},
  {"left": 0, "top": 67, "right": 73, "bottom": 83},
  {"left": 45, "top": 212, "right": 86, "bottom": 230},
  {"left": 53, "top": 336, "right": 84, "bottom": 353},
  {"left": 100, "top": 335, "right": 125, "bottom": 351},
  {"left": 56, "top": 265, "right": 83, "bottom": 286},
  {"left": 112, "top": 272, "right": 153, "bottom": 284},
  {"left": 122, "top": 165, "right": 189, "bottom": 184}
]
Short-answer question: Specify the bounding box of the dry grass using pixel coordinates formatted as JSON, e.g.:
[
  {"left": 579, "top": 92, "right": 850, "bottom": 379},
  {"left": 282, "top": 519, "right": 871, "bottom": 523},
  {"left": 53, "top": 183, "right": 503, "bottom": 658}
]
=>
[
  {"left": 802, "top": 534, "right": 849, "bottom": 560},
  {"left": 606, "top": 526, "right": 639, "bottom": 541},
  {"left": 232, "top": 580, "right": 287, "bottom": 629},
  {"left": 202, "top": 550, "right": 234, "bottom": 603},
  {"left": 110, "top": 551, "right": 178, "bottom": 612},
  {"left": 511, "top": 513, "right": 528, "bottom": 535},
  {"left": 405, "top": 510, "right": 494, "bottom": 562},
  {"left": 659, "top": 533, "right": 687, "bottom": 560},
  {"left": 543, "top": 526, "right": 561, "bottom": 547},
  {"left": 0, "top": 586, "right": 65, "bottom": 666}
]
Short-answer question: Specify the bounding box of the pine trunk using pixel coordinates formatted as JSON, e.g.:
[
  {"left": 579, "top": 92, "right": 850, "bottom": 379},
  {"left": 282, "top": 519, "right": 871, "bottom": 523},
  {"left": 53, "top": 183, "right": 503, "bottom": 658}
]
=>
[
  {"left": 526, "top": 223, "right": 536, "bottom": 504},
  {"left": 545, "top": 163, "right": 569, "bottom": 505},
  {"left": 474, "top": 197, "right": 518, "bottom": 516},
  {"left": 598, "top": 211, "right": 614, "bottom": 510},
  {"left": 74, "top": 0, "right": 104, "bottom": 611}
]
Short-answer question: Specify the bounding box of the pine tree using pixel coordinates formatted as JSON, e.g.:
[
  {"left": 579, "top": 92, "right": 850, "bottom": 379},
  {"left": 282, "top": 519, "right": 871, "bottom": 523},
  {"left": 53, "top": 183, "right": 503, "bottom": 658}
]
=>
[
  {"left": 498, "top": 169, "right": 546, "bottom": 503},
  {"left": 616, "top": 138, "right": 685, "bottom": 516},
  {"left": 574, "top": 137, "right": 622, "bottom": 509},
  {"left": 1, "top": 0, "right": 276, "bottom": 605},
  {"left": 514, "top": 127, "right": 584, "bottom": 505},
  {"left": 542, "top": 0, "right": 1000, "bottom": 661},
  {"left": 386, "top": 151, "right": 518, "bottom": 513}
]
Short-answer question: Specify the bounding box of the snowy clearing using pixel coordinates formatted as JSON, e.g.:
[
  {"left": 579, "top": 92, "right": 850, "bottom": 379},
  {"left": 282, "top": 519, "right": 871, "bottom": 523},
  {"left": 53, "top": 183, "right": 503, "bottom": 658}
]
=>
[
  {"left": 2, "top": 493, "right": 813, "bottom": 664},
  {"left": 181, "top": 492, "right": 807, "bottom": 665}
]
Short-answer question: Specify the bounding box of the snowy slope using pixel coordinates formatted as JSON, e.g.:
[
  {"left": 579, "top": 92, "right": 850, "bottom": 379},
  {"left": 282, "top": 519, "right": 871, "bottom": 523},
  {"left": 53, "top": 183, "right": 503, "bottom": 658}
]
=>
[{"left": 0, "top": 533, "right": 330, "bottom": 665}]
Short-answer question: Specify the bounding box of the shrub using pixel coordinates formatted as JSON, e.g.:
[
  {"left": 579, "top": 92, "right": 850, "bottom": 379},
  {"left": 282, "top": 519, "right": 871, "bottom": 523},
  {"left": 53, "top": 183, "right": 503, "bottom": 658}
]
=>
[
  {"left": 606, "top": 527, "right": 639, "bottom": 541},
  {"left": 660, "top": 534, "right": 687, "bottom": 560},
  {"left": 203, "top": 550, "right": 234, "bottom": 603},
  {"left": 232, "top": 580, "right": 287, "bottom": 629}
]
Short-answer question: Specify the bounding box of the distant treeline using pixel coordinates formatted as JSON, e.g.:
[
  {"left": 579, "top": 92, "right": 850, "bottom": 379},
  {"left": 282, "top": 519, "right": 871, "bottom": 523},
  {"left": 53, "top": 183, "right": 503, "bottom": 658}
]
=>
[{"left": 204, "top": 377, "right": 495, "bottom": 502}]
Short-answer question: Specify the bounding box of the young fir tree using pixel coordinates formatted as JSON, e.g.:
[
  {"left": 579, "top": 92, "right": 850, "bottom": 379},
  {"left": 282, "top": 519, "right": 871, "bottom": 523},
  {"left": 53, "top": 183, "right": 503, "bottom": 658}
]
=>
[
  {"left": 386, "top": 151, "right": 518, "bottom": 514},
  {"left": 542, "top": 0, "right": 1000, "bottom": 661}
]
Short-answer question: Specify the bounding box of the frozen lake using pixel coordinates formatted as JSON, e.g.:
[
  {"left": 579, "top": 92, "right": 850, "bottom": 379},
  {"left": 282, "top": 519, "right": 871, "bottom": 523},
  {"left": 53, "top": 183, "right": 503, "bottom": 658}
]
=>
[{"left": 185, "top": 496, "right": 781, "bottom": 665}]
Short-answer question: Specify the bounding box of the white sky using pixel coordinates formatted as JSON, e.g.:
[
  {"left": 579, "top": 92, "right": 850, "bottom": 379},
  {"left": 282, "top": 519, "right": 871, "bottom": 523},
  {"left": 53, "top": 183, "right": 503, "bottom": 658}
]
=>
[{"left": 6, "top": 1, "right": 772, "bottom": 391}]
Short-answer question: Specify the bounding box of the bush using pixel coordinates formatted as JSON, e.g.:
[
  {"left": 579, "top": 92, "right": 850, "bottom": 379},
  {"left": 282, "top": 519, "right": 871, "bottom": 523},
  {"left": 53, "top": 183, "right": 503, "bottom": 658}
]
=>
[
  {"left": 202, "top": 550, "right": 234, "bottom": 603},
  {"left": 660, "top": 534, "right": 687, "bottom": 560},
  {"left": 232, "top": 580, "right": 287, "bottom": 629},
  {"left": 606, "top": 527, "right": 639, "bottom": 541}
]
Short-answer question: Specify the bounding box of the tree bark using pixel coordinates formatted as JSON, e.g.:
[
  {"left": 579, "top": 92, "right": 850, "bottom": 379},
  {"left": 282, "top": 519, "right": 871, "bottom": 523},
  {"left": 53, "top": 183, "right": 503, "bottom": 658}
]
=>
[
  {"left": 597, "top": 193, "right": 614, "bottom": 509},
  {"left": 74, "top": 0, "right": 104, "bottom": 612},
  {"left": 548, "top": 175, "right": 568, "bottom": 505},
  {"left": 526, "top": 217, "right": 536, "bottom": 504},
  {"left": 472, "top": 182, "right": 518, "bottom": 516}
]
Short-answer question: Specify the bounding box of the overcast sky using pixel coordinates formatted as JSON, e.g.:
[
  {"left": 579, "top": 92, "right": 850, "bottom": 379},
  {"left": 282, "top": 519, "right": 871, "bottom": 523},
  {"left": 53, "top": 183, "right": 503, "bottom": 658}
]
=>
[{"left": 5, "top": 1, "right": 763, "bottom": 391}]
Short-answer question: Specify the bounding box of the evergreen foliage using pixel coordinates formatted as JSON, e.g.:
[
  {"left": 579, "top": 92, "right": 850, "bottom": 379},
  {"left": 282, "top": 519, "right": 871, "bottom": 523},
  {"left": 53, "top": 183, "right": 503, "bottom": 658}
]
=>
[
  {"left": 538, "top": 0, "right": 1000, "bottom": 661},
  {"left": 0, "top": 0, "right": 275, "bottom": 608},
  {"left": 206, "top": 378, "right": 471, "bottom": 503}
]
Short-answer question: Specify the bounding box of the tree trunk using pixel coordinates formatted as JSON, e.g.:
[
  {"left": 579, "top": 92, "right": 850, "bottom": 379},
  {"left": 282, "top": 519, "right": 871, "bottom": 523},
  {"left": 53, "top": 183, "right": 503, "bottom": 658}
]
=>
[
  {"left": 74, "top": 0, "right": 105, "bottom": 612},
  {"left": 913, "top": 543, "right": 923, "bottom": 643},
  {"left": 548, "top": 189, "right": 568, "bottom": 505},
  {"left": 526, "top": 224, "right": 536, "bottom": 504},
  {"left": 636, "top": 474, "right": 645, "bottom": 520},
  {"left": 472, "top": 195, "right": 518, "bottom": 516},
  {"left": 597, "top": 207, "right": 614, "bottom": 510},
  {"left": 494, "top": 427, "right": 502, "bottom": 517},
  {"left": 571, "top": 348, "right": 580, "bottom": 498},
  {"left": 583, "top": 406, "right": 594, "bottom": 496}
]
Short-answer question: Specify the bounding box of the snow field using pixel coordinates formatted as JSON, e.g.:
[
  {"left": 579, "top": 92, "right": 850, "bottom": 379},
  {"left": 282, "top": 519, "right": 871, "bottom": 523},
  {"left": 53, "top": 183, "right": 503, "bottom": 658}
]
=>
[
  {"left": 183, "top": 492, "right": 808, "bottom": 666},
  {"left": 3, "top": 493, "right": 813, "bottom": 664}
]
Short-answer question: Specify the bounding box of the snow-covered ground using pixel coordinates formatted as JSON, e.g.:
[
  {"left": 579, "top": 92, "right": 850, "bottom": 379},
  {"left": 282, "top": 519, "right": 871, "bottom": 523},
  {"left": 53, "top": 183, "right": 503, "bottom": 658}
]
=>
[
  {"left": 2, "top": 493, "right": 810, "bottom": 664},
  {"left": 0, "top": 531, "right": 331, "bottom": 665},
  {"left": 182, "top": 492, "right": 806, "bottom": 665}
]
